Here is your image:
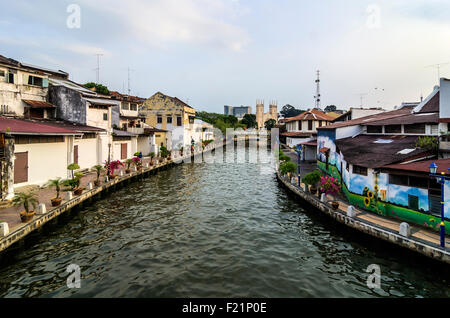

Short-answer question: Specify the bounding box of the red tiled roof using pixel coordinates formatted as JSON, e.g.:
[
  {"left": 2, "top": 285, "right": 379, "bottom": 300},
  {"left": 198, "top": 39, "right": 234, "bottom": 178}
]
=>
[
  {"left": 318, "top": 107, "right": 414, "bottom": 130},
  {"left": 300, "top": 141, "right": 318, "bottom": 146},
  {"left": 22, "top": 99, "right": 55, "bottom": 108},
  {"left": 440, "top": 118, "right": 450, "bottom": 123},
  {"left": 383, "top": 158, "right": 450, "bottom": 175},
  {"left": 320, "top": 147, "right": 330, "bottom": 153},
  {"left": 285, "top": 109, "right": 334, "bottom": 123},
  {"left": 0, "top": 117, "right": 78, "bottom": 135},
  {"left": 365, "top": 112, "right": 439, "bottom": 126}
]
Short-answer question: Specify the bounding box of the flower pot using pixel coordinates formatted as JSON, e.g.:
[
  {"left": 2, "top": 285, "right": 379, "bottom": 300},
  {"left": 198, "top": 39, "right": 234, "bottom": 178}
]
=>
[
  {"left": 94, "top": 180, "right": 101, "bottom": 187},
  {"left": 51, "top": 197, "right": 62, "bottom": 207},
  {"left": 20, "top": 211, "right": 35, "bottom": 223},
  {"left": 73, "top": 188, "right": 83, "bottom": 196},
  {"left": 125, "top": 169, "right": 131, "bottom": 174},
  {"left": 109, "top": 174, "right": 117, "bottom": 180},
  {"left": 310, "top": 186, "right": 317, "bottom": 195},
  {"left": 331, "top": 201, "right": 339, "bottom": 210}
]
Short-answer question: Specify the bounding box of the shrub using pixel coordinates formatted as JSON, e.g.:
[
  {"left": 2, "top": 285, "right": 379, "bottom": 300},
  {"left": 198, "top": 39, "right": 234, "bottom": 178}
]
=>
[
  {"left": 280, "top": 161, "right": 297, "bottom": 176},
  {"left": 302, "top": 170, "right": 322, "bottom": 186},
  {"left": 319, "top": 176, "right": 341, "bottom": 199},
  {"left": 13, "top": 191, "right": 38, "bottom": 213}
]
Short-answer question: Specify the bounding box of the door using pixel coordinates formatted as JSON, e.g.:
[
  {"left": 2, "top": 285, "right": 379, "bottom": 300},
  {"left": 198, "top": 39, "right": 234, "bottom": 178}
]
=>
[
  {"left": 74, "top": 145, "right": 79, "bottom": 164},
  {"left": 121, "top": 143, "right": 127, "bottom": 159},
  {"left": 14, "top": 152, "right": 28, "bottom": 184}
]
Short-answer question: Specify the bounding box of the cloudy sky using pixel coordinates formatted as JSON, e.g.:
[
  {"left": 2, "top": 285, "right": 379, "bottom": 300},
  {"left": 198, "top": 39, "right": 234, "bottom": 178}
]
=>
[{"left": 1, "top": 0, "right": 450, "bottom": 113}]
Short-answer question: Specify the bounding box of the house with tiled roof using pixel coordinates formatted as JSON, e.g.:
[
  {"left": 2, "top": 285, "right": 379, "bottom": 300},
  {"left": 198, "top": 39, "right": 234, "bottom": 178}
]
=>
[
  {"left": 315, "top": 81, "right": 449, "bottom": 233},
  {"left": 281, "top": 109, "right": 335, "bottom": 160}
]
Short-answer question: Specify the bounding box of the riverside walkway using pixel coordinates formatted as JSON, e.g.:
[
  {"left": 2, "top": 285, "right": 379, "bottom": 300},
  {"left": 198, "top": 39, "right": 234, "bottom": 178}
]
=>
[
  {"left": 277, "top": 172, "right": 450, "bottom": 264},
  {"left": 0, "top": 142, "right": 226, "bottom": 254}
]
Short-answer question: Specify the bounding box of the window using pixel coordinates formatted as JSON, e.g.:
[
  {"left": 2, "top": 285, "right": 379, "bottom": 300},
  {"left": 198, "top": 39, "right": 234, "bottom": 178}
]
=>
[
  {"left": 167, "top": 116, "right": 173, "bottom": 124},
  {"left": 298, "top": 121, "right": 302, "bottom": 131},
  {"left": 389, "top": 174, "right": 408, "bottom": 186},
  {"left": 157, "top": 116, "right": 163, "bottom": 124},
  {"left": 408, "top": 195, "right": 419, "bottom": 210},
  {"left": 103, "top": 113, "right": 108, "bottom": 121},
  {"left": 308, "top": 120, "right": 313, "bottom": 131},
  {"left": 409, "top": 176, "right": 428, "bottom": 189},
  {"left": 318, "top": 120, "right": 322, "bottom": 127},
  {"left": 353, "top": 165, "right": 368, "bottom": 176},
  {"left": 122, "top": 103, "right": 129, "bottom": 110},
  {"left": 385, "top": 125, "right": 401, "bottom": 133},
  {"left": 130, "top": 103, "right": 137, "bottom": 111},
  {"left": 367, "top": 126, "right": 382, "bottom": 134},
  {"left": 0, "top": 70, "right": 4, "bottom": 77},
  {"left": 177, "top": 116, "right": 182, "bottom": 126},
  {"left": 28, "top": 76, "right": 43, "bottom": 87},
  {"left": 189, "top": 116, "right": 195, "bottom": 124},
  {"left": 7, "top": 72, "right": 14, "bottom": 84},
  {"left": 346, "top": 162, "right": 349, "bottom": 171},
  {"left": 15, "top": 135, "right": 64, "bottom": 144},
  {"left": 404, "top": 123, "right": 425, "bottom": 134}
]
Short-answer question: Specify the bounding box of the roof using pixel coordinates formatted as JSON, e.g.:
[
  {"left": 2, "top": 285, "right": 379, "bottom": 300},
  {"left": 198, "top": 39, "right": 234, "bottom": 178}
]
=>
[
  {"left": 365, "top": 112, "right": 439, "bottom": 126},
  {"left": 21, "top": 63, "right": 68, "bottom": 78},
  {"left": 300, "top": 141, "right": 317, "bottom": 146},
  {"left": 413, "top": 87, "right": 440, "bottom": 114},
  {"left": 110, "top": 91, "right": 145, "bottom": 103},
  {"left": 84, "top": 97, "right": 120, "bottom": 107},
  {"left": 0, "top": 117, "right": 78, "bottom": 135},
  {"left": 382, "top": 158, "right": 450, "bottom": 175},
  {"left": 285, "top": 109, "right": 335, "bottom": 123},
  {"left": 39, "top": 120, "right": 105, "bottom": 133},
  {"left": 113, "top": 129, "right": 138, "bottom": 137},
  {"left": 318, "top": 107, "right": 414, "bottom": 130},
  {"left": 335, "top": 135, "right": 430, "bottom": 168},
  {"left": 144, "top": 127, "right": 167, "bottom": 134},
  {"left": 22, "top": 99, "right": 55, "bottom": 109},
  {"left": 281, "top": 132, "right": 316, "bottom": 137},
  {"left": 0, "top": 55, "right": 20, "bottom": 67},
  {"left": 148, "top": 92, "right": 194, "bottom": 109}
]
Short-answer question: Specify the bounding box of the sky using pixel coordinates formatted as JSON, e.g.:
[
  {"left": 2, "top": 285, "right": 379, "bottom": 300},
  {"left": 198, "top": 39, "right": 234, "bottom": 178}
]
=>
[{"left": 1, "top": 0, "right": 450, "bottom": 113}]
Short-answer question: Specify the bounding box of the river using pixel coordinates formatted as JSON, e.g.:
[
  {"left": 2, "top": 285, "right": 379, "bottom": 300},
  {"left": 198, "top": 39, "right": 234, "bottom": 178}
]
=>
[{"left": 0, "top": 146, "right": 448, "bottom": 298}]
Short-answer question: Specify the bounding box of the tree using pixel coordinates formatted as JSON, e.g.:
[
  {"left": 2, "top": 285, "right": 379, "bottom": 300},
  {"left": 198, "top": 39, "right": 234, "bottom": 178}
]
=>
[
  {"left": 84, "top": 82, "right": 110, "bottom": 95},
  {"left": 264, "top": 119, "right": 277, "bottom": 130},
  {"left": 241, "top": 114, "right": 257, "bottom": 128},
  {"left": 280, "top": 104, "right": 304, "bottom": 118},
  {"left": 324, "top": 105, "right": 337, "bottom": 113}
]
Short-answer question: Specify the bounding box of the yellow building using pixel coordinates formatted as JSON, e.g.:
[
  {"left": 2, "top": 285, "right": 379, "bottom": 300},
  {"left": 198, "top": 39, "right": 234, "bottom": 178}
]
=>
[{"left": 141, "top": 92, "right": 196, "bottom": 150}]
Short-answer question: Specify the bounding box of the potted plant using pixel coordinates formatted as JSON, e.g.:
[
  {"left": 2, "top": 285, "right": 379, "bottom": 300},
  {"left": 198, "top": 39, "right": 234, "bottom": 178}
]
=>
[
  {"left": 132, "top": 156, "right": 143, "bottom": 170},
  {"left": 107, "top": 160, "right": 123, "bottom": 179},
  {"left": 179, "top": 147, "right": 184, "bottom": 157},
  {"left": 64, "top": 172, "right": 84, "bottom": 195},
  {"left": 149, "top": 152, "right": 155, "bottom": 165},
  {"left": 13, "top": 191, "right": 39, "bottom": 222},
  {"left": 280, "top": 161, "right": 297, "bottom": 180},
  {"left": 48, "top": 178, "right": 63, "bottom": 207},
  {"left": 93, "top": 165, "right": 104, "bottom": 187},
  {"left": 125, "top": 159, "right": 133, "bottom": 173},
  {"left": 320, "top": 176, "right": 341, "bottom": 209},
  {"left": 302, "top": 170, "right": 322, "bottom": 195}
]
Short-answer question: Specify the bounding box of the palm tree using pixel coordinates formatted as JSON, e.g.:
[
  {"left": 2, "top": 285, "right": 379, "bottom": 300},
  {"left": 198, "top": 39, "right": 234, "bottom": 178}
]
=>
[
  {"left": 47, "top": 178, "right": 63, "bottom": 199},
  {"left": 93, "top": 165, "right": 104, "bottom": 185},
  {"left": 12, "top": 191, "right": 39, "bottom": 214}
]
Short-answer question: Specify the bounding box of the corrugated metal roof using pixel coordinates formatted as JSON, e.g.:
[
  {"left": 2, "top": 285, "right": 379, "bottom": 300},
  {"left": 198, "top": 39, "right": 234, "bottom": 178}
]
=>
[
  {"left": 285, "top": 109, "right": 335, "bottom": 123},
  {"left": 0, "top": 117, "right": 77, "bottom": 135},
  {"left": 383, "top": 158, "right": 450, "bottom": 175},
  {"left": 365, "top": 112, "right": 439, "bottom": 126},
  {"left": 22, "top": 99, "right": 55, "bottom": 108},
  {"left": 335, "top": 135, "right": 429, "bottom": 168}
]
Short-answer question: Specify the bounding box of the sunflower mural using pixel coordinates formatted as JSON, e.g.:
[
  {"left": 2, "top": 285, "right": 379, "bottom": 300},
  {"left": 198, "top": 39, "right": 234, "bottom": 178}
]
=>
[{"left": 362, "top": 184, "right": 383, "bottom": 215}]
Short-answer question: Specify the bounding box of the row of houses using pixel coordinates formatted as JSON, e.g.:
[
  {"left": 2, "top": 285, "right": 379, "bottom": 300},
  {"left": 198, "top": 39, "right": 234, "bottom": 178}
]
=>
[
  {"left": 282, "top": 79, "right": 450, "bottom": 233},
  {"left": 0, "top": 54, "right": 214, "bottom": 199}
]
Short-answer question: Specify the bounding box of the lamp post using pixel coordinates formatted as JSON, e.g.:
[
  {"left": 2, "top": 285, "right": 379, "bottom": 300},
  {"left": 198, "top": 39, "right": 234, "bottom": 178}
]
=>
[
  {"left": 107, "top": 142, "right": 112, "bottom": 178},
  {"left": 295, "top": 145, "right": 303, "bottom": 188},
  {"left": 429, "top": 162, "right": 448, "bottom": 249}
]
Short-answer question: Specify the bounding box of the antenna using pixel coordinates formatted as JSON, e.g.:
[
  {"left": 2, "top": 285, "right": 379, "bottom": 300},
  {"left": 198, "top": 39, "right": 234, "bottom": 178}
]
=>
[
  {"left": 426, "top": 63, "right": 449, "bottom": 84},
  {"left": 127, "top": 67, "right": 135, "bottom": 95},
  {"left": 94, "top": 53, "right": 104, "bottom": 84},
  {"left": 314, "top": 70, "right": 321, "bottom": 109},
  {"left": 357, "top": 93, "right": 368, "bottom": 107}
]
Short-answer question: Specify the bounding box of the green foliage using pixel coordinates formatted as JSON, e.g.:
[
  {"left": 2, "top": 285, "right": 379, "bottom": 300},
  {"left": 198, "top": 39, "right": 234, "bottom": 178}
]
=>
[
  {"left": 160, "top": 146, "right": 170, "bottom": 158},
  {"left": 196, "top": 111, "right": 241, "bottom": 134},
  {"left": 416, "top": 136, "right": 438, "bottom": 154},
  {"left": 279, "top": 150, "right": 291, "bottom": 162},
  {"left": 280, "top": 104, "right": 305, "bottom": 118},
  {"left": 280, "top": 161, "right": 297, "bottom": 176},
  {"left": 302, "top": 170, "right": 322, "bottom": 186},
  {"left": 84, "top": 82, "right": 110, "bottom": 95},
  {"left": 47, "top": 178, "right": 63, "bottom": 199},
  {"left": 264, "top": 119, "right": 277, "bottom": 130},
  {"left": 12, "top": 191, "right": 39, "bottom": 213},
  {"left": 149, "top": 152, "right": 155, "bottom": 158},
  {"left": 63, "top": 172, "right": 83, "bottom": 191},
  {"left": 241, "top": 114, "right": 257, "bottom": 129},
  {"left": 93, "top": 165, "right": 104, "bottom": 182}
]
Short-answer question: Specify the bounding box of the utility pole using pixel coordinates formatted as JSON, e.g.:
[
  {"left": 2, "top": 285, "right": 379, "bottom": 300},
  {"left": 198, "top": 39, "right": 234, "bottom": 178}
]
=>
[
  {"left": 357, "top": 93, "right": 368, "bottom": 107},
  {"left": 426, "top": 63, "right": 449, "bottom": 85},
  {"left": 94, "top": 53, "right": 104, "bottom": 84},
  {"left": 314, "top": 70, "right": 321, "bottom": 109},
  {"left": 127, "top": 67, "right": 135, "bottom": 96}
]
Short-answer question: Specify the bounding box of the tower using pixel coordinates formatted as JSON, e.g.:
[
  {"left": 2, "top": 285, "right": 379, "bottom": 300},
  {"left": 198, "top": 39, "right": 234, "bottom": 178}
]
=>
[
  {"left": 269, "top": 101, "right": 278, "bottom": 122},
  {"left": 314, "top": 70, "right": 321, "bottom": 109},
  {"left": 256, "top": 99, "right": 265, "bottom": 129}
]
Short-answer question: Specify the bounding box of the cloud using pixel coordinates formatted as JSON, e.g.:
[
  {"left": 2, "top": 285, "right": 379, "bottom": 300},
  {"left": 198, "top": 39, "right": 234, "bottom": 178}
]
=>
[
  {"left": 63, "top": 44, "right": 109, "bottom": 56},
  {"left": 78, "top": 0, "right": 249, "bottom": 51}
]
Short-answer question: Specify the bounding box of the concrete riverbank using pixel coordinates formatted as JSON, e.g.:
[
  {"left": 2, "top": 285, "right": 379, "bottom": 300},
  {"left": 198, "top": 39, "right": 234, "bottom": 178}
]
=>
[
  {"left": 0, "top": 142, "right": 226, "bottom": 254},
  {"left": 276, "top": 171, "right": 450, "bottom": 265}
]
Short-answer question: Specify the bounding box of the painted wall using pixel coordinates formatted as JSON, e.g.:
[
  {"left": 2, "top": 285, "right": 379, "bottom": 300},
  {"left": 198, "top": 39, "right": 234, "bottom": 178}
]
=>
[
  {"left": 440, "top": 78, "right": 450, "bottom": 119},
  {"left": 49, "top": 86, "right": 87, "bottom": 124},
  {"left": 73, "top": 137, "right": 99, "bottom": 170}
]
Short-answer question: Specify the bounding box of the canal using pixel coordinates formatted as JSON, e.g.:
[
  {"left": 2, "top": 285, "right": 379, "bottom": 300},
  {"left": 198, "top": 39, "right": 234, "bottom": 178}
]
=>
[{"left": 0, "top": 146, "right": 449, "bottom": 298}]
